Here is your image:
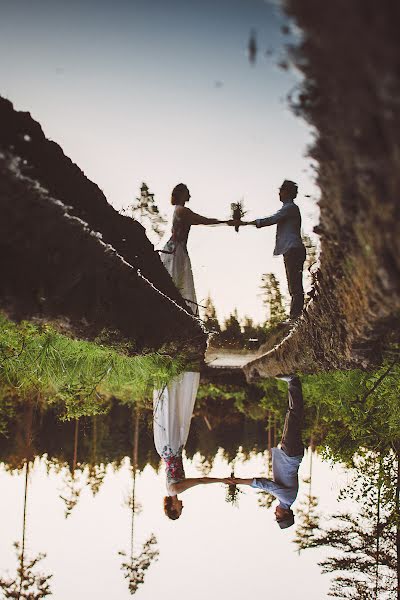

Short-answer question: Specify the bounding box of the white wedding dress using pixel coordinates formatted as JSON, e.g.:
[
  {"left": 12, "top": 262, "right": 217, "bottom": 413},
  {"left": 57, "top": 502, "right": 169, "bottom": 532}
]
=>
[
  {"left": 160, "top": 206, "right": 198, "bottom": 315},
  {"left": 153, "top": 371, "right": 200, "bottom": 496}
]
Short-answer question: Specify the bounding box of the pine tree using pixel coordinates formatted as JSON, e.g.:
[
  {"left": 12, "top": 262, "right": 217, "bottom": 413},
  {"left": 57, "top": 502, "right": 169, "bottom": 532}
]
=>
[
  {"left": 302, "top": 234, "right": 317, "bottom": 266},
  {"left": 119, "top": 409, "right": 159, "bottom": 595},
  {"left": 128, "top": 182, "right": 167, "bottom": 240},
  {"left": 203, "top": 295, "right": 221, "bottom": 333},
  {"left": 0, "top": 543, "right": 52, "bottom": 599},
  {"left": 302, "top": 234, "right": 318, "bottom": 293},
  {"left": 260, "top": 273, "right": 286, "bottom": 324},
  {"left": 294, "top": 453, "right": 398, "bottom": 599},
  {"left": 221, "top": 309, "right": 242, "bottom": 346},
  {"left": 294, "top": 451, "right": 321, "bottom": 551},
  {"left": 119, "top": 535, "right": 159, "bottom": 595},
  {"left": 0, "top": 461, "right": 52, "bottom": 599}
]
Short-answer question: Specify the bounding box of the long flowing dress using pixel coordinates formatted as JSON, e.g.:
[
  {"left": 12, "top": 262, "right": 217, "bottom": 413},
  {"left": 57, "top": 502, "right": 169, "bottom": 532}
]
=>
[
  {"left": 153, "top": 371, "right": 200, "bottom": 496},
  {"left": 160, "top": 206, "right": 198, "bottom": 315}
]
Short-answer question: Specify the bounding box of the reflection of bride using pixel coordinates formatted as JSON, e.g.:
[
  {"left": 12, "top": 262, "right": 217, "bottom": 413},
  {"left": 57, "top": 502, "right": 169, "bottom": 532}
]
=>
[
  {"left": 153, "top": 371, "right": 228, "bottom": 520},
  {"left": 160, "top": 183, "right": 230, "bottom": 315}
]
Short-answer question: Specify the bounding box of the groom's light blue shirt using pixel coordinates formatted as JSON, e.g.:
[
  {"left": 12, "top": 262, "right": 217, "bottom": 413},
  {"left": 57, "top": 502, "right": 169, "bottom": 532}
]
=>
[
  {"left": 255, "top": 201, "right": 304, "bottom": 256},
  {"left": 250, "top": 447, "right": 303, "bottom": 509}
]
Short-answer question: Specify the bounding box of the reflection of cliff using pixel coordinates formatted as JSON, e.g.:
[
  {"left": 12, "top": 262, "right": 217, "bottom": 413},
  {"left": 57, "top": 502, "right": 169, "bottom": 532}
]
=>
[
  {"left": 0, "top": 97, "right": 205, "bottom": 356},
  {"left": 245, "top": 1, "right": 400, "bottom": 379}
]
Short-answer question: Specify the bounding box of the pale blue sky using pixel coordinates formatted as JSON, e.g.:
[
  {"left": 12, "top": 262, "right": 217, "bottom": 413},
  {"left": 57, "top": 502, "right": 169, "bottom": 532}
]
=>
[{"left": 0, "top": 0, "right": 319, "bottom": 321}]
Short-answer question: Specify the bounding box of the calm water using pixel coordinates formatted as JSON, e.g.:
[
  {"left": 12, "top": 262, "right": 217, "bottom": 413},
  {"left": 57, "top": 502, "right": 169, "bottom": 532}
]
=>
[{"left": 0, "top": 401, "right": 352, "bottom": 600}]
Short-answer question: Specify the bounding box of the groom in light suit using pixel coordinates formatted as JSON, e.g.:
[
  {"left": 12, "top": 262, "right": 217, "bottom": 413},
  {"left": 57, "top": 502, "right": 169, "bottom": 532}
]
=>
[
  {"left": 229, "top": 375, "right": 304, "bottom": 529},
  {"left": 234, "top": 180, "right": 306, "bottom": 322}
]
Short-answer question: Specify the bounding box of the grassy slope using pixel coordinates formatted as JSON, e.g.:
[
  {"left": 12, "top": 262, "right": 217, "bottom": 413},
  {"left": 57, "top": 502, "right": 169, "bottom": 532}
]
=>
[{"left": 0, "top": 314, "right": 185, "bottom": 419}]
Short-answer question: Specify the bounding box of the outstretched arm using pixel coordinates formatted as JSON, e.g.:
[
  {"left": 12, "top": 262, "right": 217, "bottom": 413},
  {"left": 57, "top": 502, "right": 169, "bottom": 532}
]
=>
[
  {"left": 171, "top": 477, "right": 229, "bottom": 494},
  {"left": 228, "top": 478, "right": 254, "bottom": 486},
  {"left": 230, "top": 203, "right": 297, "bottom": 228},
  {"left": 232, "top": 477, "right": 293, "bottom": 499},
  {"left": 253, "top": 203, "right": 296, "bottom": 228},
  {"left": 178, "top": 206, "right": 227, "bottom": 226}
]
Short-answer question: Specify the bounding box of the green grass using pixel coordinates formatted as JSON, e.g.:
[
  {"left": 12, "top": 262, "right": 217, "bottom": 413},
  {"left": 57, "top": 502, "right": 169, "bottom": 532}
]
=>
[
  {"left": 301, "top": 362, "right": 400, "bottom": 464},
  {"left": 0, "top": 314, "right": 185, "bottom": 419}
]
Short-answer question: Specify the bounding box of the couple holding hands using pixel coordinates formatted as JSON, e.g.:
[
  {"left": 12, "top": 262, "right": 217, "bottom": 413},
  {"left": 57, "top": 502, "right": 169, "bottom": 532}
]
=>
[
  {"left": 160, "top": 178, "right": 306, "bottom": 321},
  {"left": 154, "top": 372, "right": 304, "bottom": 530},
  {"left": 154, "top": 180, "right": 306, "bottom": 529}
]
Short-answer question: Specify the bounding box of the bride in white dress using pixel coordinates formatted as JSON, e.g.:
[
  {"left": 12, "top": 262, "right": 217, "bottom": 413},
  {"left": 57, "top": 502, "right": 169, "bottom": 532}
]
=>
[
  {"left": 154, "top": 183, "right": 231, "bottom": 519},
  {"left": 160, "top": 182, "right": 231, "bottom": 315},
  {"left": 153, "top": 371, "right": 229, "bottom": 520}
]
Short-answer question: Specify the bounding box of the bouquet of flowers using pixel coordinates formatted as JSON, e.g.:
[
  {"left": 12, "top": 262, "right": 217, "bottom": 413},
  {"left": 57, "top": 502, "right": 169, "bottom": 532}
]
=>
[
  {"left": 225, "top": 471, "right": 243, "bottom": 507},
  {"left": 230, "top": 200, "right": 246, "bottom": 233}
]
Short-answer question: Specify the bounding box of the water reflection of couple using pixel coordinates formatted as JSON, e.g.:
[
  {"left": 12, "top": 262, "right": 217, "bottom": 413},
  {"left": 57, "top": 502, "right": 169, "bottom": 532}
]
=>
[
  {"left": 153, "top": 181, "right": 305, "bottom": 525},
  {"left": 154, "top": 373, "right": 304, "bottom": 527},
  {"left": 153, "top": 372, "right": 232, "bottom": 520}
]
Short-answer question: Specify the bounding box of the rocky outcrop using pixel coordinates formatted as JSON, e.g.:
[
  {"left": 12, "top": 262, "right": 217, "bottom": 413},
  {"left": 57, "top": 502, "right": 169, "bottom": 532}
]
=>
[
  {"left": 0, "top": 98, "right": 206, "bottom": 356},
  {"left": 244, "top": 0, "right": 400, "bottom": 380}
]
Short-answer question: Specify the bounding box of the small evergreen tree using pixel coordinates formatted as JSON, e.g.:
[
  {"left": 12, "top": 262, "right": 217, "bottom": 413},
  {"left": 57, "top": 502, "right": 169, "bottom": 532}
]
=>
[
  {"left": 221, "top": 309, "right": 242, "bottom": 346},
  {"left": 128, "top": 183, "right": 167, "bottom": 240},
  {"left": 294, "top": 453, "right": 398, "bottom": 599},
  {"left": 302, "top": 234, "right": 317, "bottom": 265},
  {"left": 0, "top": 543, "right": 52, "bottom": 599},
  {"left": 302, "top": 234, "right": 318, "bottom": 293},
  {"left": 119, "top": 534, "right": 159, "bottom": 595},
  {"left": 203, "top": 295, "right": 221, "bottom": 333},
  {"left": 260, "top": 273, "right": 286, "bottom": 324}
]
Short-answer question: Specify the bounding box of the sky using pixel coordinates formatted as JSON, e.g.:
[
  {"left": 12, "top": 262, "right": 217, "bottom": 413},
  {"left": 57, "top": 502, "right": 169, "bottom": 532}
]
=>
[
  {"left": 0, "top": 0, "right": 319, "bottom": 322},
  {"left": 0, "top": 452, "right": 351, "bottom": 599}
]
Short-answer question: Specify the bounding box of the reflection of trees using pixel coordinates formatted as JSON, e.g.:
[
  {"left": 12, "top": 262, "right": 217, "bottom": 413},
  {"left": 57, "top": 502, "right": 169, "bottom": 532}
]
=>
[
  {"left": 59, "top": 419, "right": 82, "bottom": 518},
  {"left": 257, "top": 412, "right": 280, "bottom": 510},
  {"left": 295, "top": 451, "right": 398, "bottom": 599},
  {"left": 0, "top": 542, "right": 52, "bottom": 599},
  {"left": 119, "top": 409, "right": 159, "bottom": 595},
  {"left": 0, "top": 392, "right": 277, "bottom": 473},
  {"left": 119, "top": 535, "right": 159, "bottom": 595},
  {"left": 257, "top": 450, "right": 275, "bottom": 510},
  {"left": 294, "top": 449, "right": 320, "bottom": 550},
  {"left": 260, "top": 273, "right": 286, "bottom": 324},
  {"left": 0, "top": 460, "right": 52, "bottom": 599},
  {"left": 87, "top": 416, "right": 106, "bottom": 496}
]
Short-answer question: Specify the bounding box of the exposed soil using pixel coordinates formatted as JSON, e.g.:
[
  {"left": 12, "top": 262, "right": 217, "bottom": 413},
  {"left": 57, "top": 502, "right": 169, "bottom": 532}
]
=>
[
  {"left": 245, "top": 0, "right": 400, "bottom": 379},
  {"left": 0, "top": 98, "right": 206, "bottom": 357}
]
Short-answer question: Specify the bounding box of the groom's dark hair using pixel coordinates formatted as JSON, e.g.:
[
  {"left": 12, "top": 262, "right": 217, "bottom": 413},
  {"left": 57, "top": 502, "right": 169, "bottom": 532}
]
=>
[
  {"left": 277, "top": 508, "right": 295, "bottom": 529},
  {"left": 171, "top": 183, "right": 188, "bottom": 205},
  {"left": 281, "top": 180, "right": 298, "bottom": 200}
]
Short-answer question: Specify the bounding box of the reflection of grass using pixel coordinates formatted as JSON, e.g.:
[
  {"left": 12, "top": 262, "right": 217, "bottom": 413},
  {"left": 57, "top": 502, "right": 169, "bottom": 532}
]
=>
[{"left": 0, "top": 314, "right": 184, "bottom": 419}]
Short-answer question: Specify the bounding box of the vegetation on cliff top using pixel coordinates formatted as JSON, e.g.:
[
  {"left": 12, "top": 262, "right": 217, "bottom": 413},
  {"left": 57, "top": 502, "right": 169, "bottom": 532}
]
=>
[{"left": 0, "top": 314, "right": 185, "bottom": 420}]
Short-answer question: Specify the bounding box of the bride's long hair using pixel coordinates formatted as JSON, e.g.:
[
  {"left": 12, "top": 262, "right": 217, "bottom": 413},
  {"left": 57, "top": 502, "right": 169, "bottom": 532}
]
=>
[
  {"left": 164, "top": 496, "right": 181, "bottom": 520},
  {"left": 171, "top": 183, "right": 188, "bottom": 206}
]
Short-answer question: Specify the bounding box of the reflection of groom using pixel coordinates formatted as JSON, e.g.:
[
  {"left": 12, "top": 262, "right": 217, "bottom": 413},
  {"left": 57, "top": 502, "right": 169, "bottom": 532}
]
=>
[
  {"left": 234, "top": 180, "right": 306, "bottom": 322},
  {"left": 230, "top": 375, "right": 304, "bottom": 529}
]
